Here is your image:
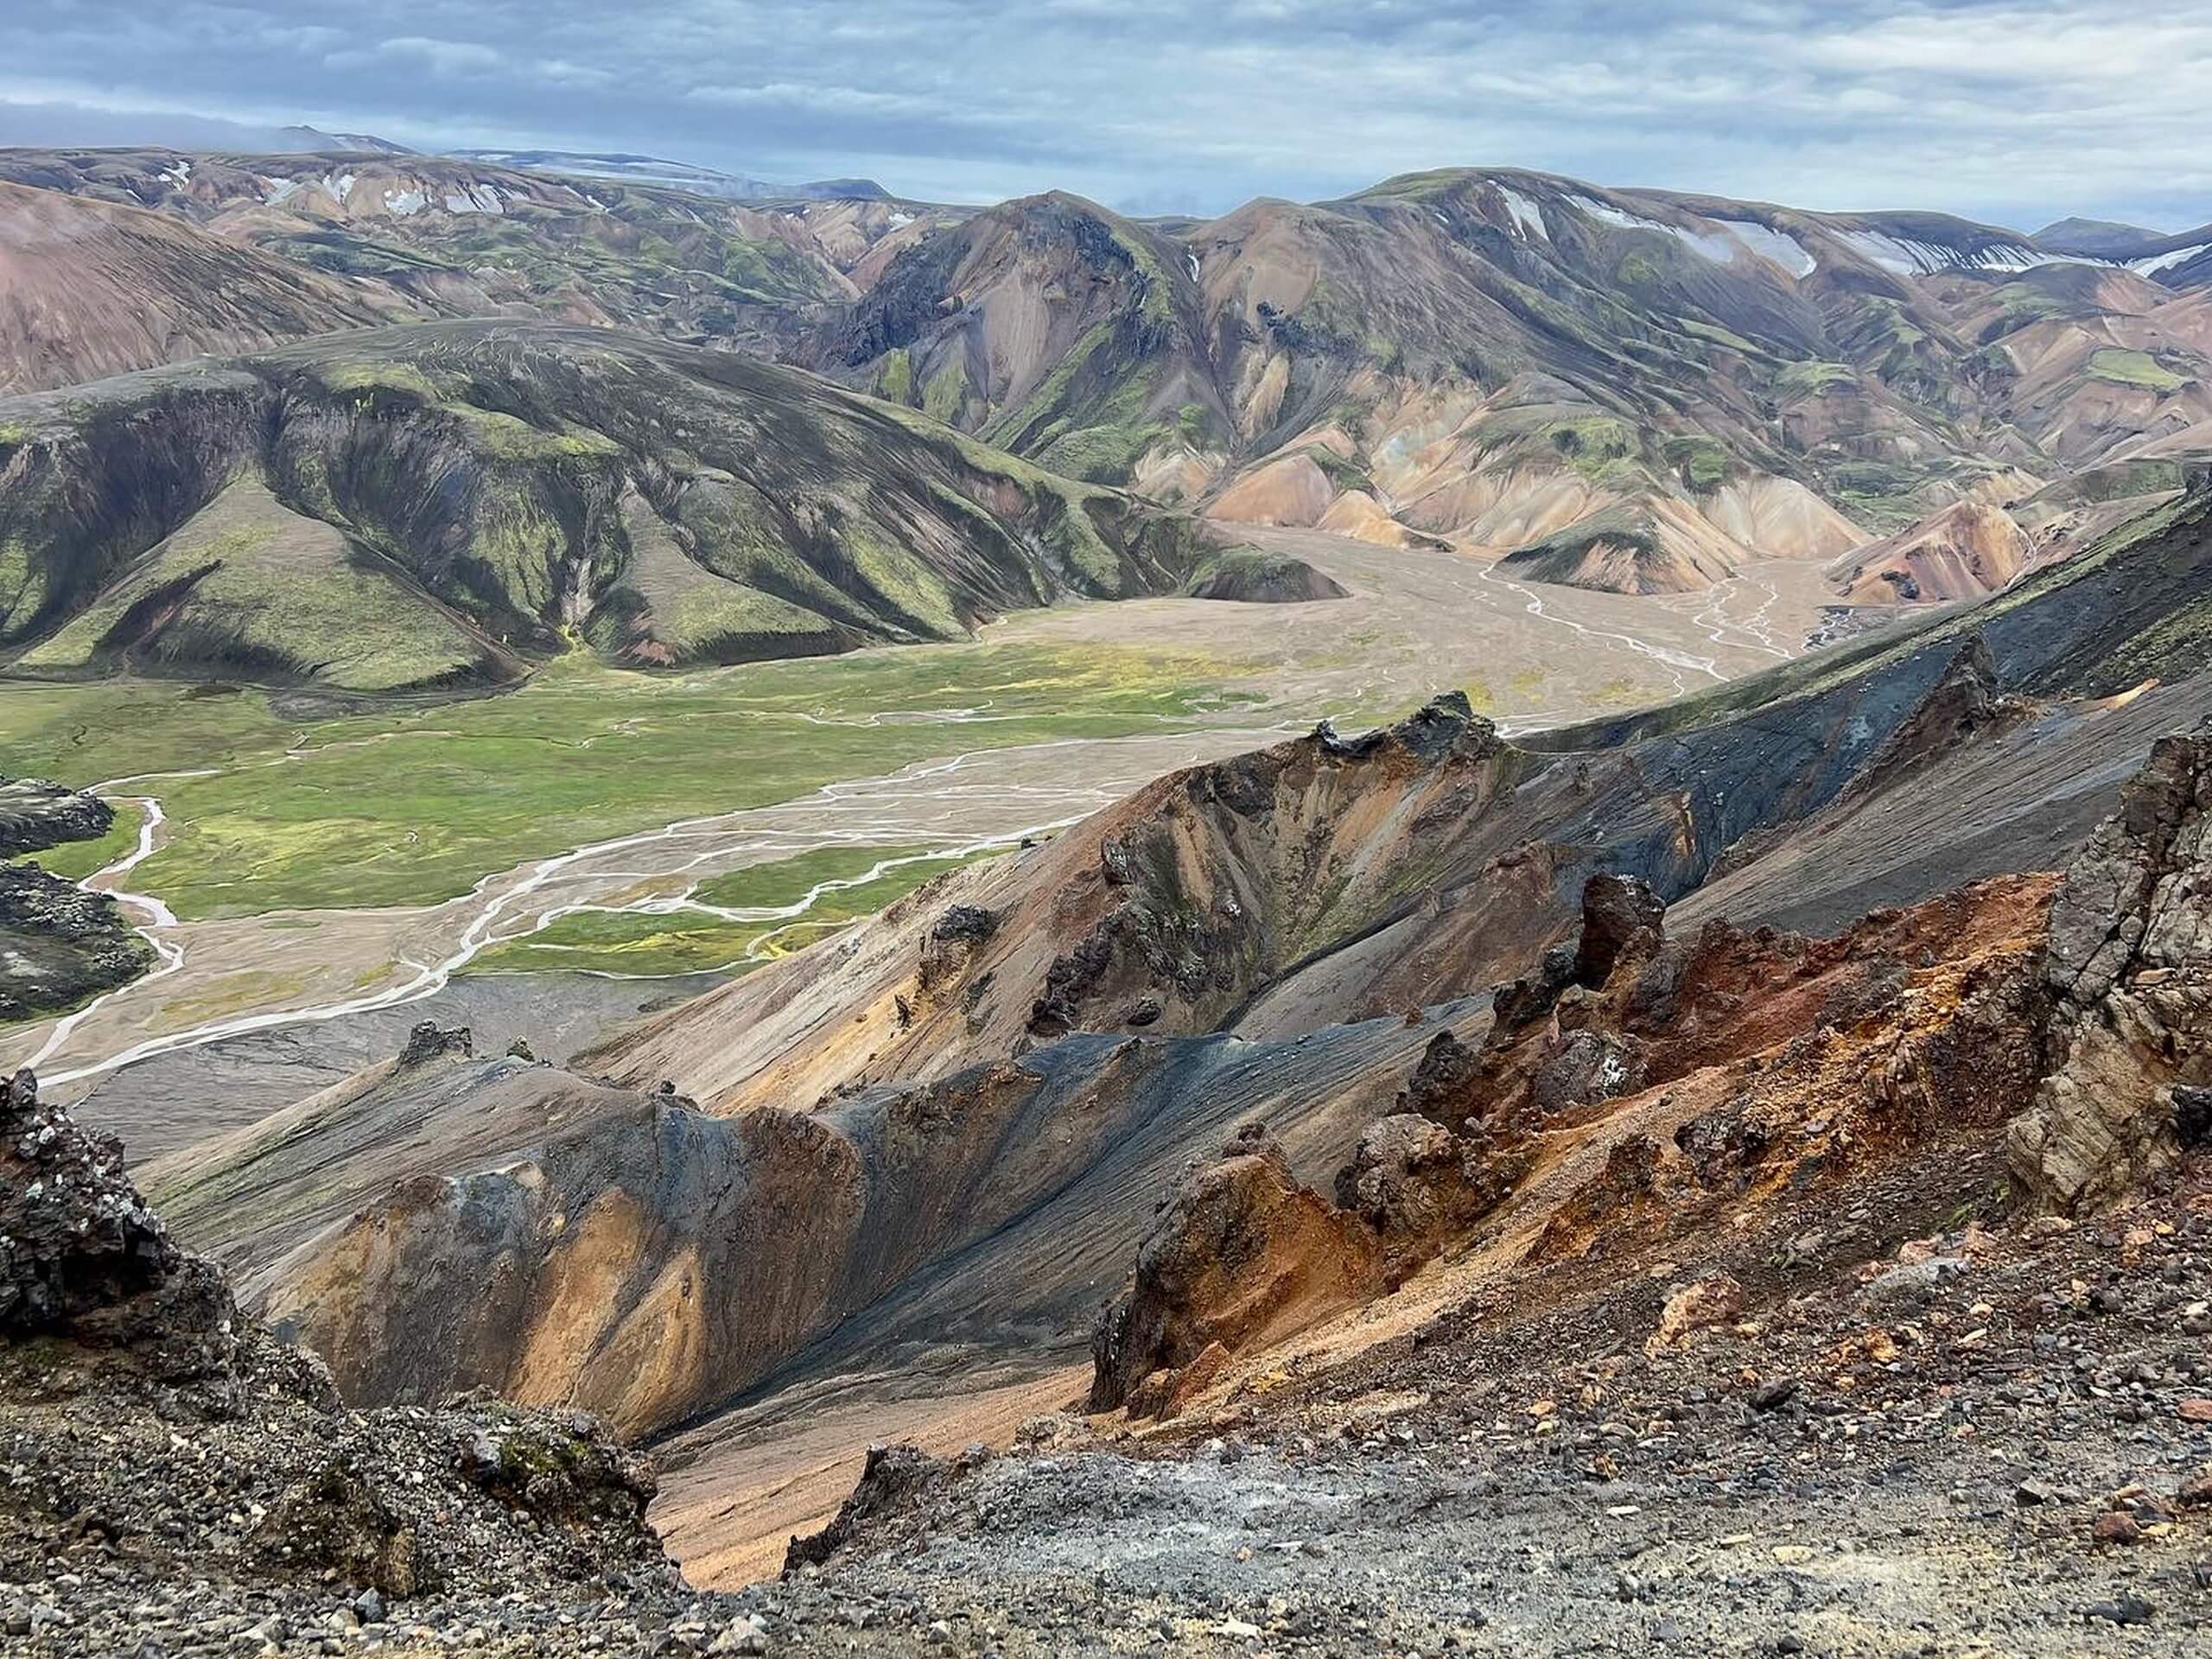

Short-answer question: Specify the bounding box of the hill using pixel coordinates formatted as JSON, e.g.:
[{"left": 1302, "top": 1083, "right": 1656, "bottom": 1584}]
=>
[
  {"left": 0, "top": 321, "right": 1207, "bottom": 691},
  {"left": 0, "top": 180, "right": 409, "bottom": 395}
]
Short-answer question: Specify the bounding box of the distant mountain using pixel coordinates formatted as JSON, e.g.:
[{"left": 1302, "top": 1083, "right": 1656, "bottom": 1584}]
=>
[
  {"left": 0, "top": 321, "right": 1205, "bottom": 692},
  {"left": 2031, "top": 216, "right": 2164, "bottom": 257},
  {"left": 0, "top": 147, "right": 953, "bottom": 384},
  {"left": 803, "top": 168, "right": 2211, "bottom": 594},
  {"left": 451, "top": 148, "right": 890, "bottom": 203},
  {"left": 0, "top": 179, "right": 409, "bottom": 396},
  {"left": 3, "top": 148, "right": 2205, "bottom": 605},
  {"left": 276, "top": 125, "right": 415, "bottom": 156}
]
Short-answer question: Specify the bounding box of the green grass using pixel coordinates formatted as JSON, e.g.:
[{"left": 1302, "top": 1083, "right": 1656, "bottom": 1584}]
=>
[
  {"left": 463, "top": 842, "right": 992, "bottom": 977},
  {"left": 2087, "top": 349, "right": 2187, "bottom": 393},
  {"left": 28, "top": 801, "right": 142, "bottom": 882},
  {"left": 1776, "top": 361, "right": 1859, "bottom": 399},
  {"left": 0, "top": 640, "right": 1261, "bottom": 921}
]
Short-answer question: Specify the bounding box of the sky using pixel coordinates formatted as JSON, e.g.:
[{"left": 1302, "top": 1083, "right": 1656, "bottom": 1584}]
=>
[{"left": 3, "top": 1, "right": 2208, "bottom": 231}]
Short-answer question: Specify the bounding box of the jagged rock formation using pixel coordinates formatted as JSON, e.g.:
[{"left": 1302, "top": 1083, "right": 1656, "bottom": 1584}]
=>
[
  {"left": 782, "top": 1444, "right": 952, "bottom": 1577},
  {"left": 1090, "top": 1123, "right": 1382, "bottom": 1415},
  {"left": 0, "top": 1067, "right": 232, "bottom": 1371},
  {"left": 2008, "top": 723, "right": 2212, "bottom": 1210},
  {"left": 0, "top": 1072, "right": 701, "bottom": 1656},
  {"left": 1084, "top": 861, "right": 2060, "bottom": 1406},
  {"left": 585, "top": 691, "right": 1571, "bottom": 1111}
]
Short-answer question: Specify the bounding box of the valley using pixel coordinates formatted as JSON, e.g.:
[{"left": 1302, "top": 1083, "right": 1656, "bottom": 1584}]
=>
[{"left": 2, "top": 516, "right": 1828, "bottom": 1109}]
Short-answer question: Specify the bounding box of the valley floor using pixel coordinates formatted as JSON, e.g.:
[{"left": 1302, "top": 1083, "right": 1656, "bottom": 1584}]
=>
[{"left": 2, "top": 529, "right": 1848, "bottom": 1121}]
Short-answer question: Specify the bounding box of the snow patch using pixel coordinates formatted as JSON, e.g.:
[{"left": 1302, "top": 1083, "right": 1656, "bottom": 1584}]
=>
[
  {"left": 1568, "top": 195, "right": 1736, "bottom": 264},
  {"left": 440, "top": 184, "right": 505, "bottom": 215},
  {"left": 321, "top": 171, "right": 358, "bottom": 204},
  {"left": 158, "top": 159, "right": 192, "bottom": 188},
  {"left": 385, "top": 189, "right": 427, "bottom": 217},
  {"left": 1837, "top": 229, "right": 2082, "bottom": 277},
  {"left": 1185, "top": 251, "right": 1201, "bottom": 282},
  {"left": 261, "top": 176, "right": 301, "bottom": 208},
  {"left": 1498, "top": 187, "right": 1548, "bottom": 242},
  {"left": 887, "top": 210, "right": 914, "bottom": 229},
  {"left": 2133, "top": 243, "right": 2210, "bottom": 278},
  {"left": 1714, "top": 219, "right": 1816, "bottom": 276}
]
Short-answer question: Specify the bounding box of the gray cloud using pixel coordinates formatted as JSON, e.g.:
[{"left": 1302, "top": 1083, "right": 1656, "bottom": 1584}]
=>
[{"left": 0, "top": 1, "right": 2205, "bottom": 229}]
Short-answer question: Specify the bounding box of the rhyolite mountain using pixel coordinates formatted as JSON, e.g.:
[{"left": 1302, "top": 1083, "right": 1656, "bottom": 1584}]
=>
[
  {"left": 6, "top": 152, "right": 2207, "bottom": 607},
  {"left": 0, "top": 321, "right": 1208, "bottom": 691},
  {"left": 813, "top": 171, "right": 2212, "bottom": 595},
  {"left": 0, "top": 148, "right": 951, "bottom": 391}
]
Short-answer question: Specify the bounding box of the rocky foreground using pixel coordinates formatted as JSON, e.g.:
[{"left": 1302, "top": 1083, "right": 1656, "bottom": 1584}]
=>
[
  {"left": 0, "top": 1070, "right": 766, "bottom": 1658},
  {"left": 741, "top": 1188, "right": 2212, "bottom": 1656}
]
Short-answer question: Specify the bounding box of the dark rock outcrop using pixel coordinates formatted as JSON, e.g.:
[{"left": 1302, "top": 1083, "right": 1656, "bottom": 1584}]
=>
[
  {"left": 2008, "top": 724, "right": 2212, "bottom": 1210},
  {"left": 397, "top": 1020, "right": 474, "bottom": 1067},
  {"left": 0, "top": 860, "right": 154, "bottom": 1023},
  {"left": 1183, "top": 550, "right": 1350, "bottom": 603},
  {"left": 0, "top": 777, "right": 113, "bottom": 858},
  {"left": 0, "top": 1067, "right": 234, "bottom": 1376},
  {"left": 1573, "top": 872, "right": 1667, "bottom": 988},
  {"left": 783, "top": 1443, "right": 948, "bottom": 1574},
  {"left": 0, "top": 1074, "right": 679, "bottom": 1640}
]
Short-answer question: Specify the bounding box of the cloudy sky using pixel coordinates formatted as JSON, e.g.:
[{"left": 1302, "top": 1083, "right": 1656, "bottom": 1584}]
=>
[{"left": 3, "top": 1, "right": 2208, "bottom": 229}]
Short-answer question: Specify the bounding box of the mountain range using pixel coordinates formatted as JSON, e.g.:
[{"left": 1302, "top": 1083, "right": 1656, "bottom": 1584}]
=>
[{"left": 2, "top": 148, "right": 2206, "bottom": 659}]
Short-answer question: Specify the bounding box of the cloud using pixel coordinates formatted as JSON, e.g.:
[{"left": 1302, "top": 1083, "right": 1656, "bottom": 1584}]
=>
[
  {"left": 358, "top": 36, "right": 510, "bottom": 77},
  {"left": 0, "top": 1, "right": 2204, "bottom": 227}
]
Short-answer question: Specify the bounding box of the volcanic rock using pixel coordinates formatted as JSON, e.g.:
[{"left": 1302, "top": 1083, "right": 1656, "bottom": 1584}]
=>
[
  {"left": 0, "top": 777, "right": 113, "bottom": 858},
  {"left": 2008, "top": 722, "right": 2212, "bottom": 1210},
  {"left": 1090, "top": 1123, "right": 1382, "bottom": 1413}
]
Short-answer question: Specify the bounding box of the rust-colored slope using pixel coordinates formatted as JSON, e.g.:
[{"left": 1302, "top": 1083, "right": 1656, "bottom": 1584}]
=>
[
  {"left": 0, "top": 180, "right": 404, "bottom": 393},
  {"left": 1827, "top": 499, "right": 2036, "bottom": 604}
]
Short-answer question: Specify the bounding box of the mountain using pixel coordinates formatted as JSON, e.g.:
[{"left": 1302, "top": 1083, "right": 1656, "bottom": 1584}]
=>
[
  {"left": 2032, "top": 215, "right": 2165, "bottom": 257},
  {"left": 0, "top": 180, "right": 410, "bottom": 395},
  {"left": 0, "top": 321, "right": 1206, "bottom": 691},
  {"left": 798, "top": 169, "right": 2212, "bottom": 595},
  {"left": 276, "top": 125, "right": 416, "bottom": 156},
  {"left": 453, "top": 149, "right": 892, "bottom": 203},
  {"left": 3, "top": 151, "right": 2206, "bottom": 608},
  {"left": 0, "top": 147, "right": 946, "bottom": 384}
]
